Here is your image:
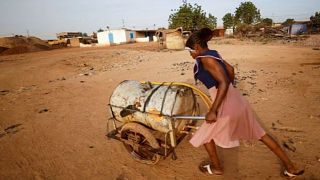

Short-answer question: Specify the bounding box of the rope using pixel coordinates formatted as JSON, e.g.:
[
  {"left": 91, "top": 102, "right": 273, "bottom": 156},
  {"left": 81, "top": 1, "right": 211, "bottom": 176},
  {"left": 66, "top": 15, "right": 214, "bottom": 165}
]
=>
[
  {"left": 142, "top": 83, "right": 164, "bottom": 112},
  {"left": 160, "top": 82, "right": 173, "bottom": 115},
  {"left": 140, "top": 81, "right": 212, "bottom": 109}
]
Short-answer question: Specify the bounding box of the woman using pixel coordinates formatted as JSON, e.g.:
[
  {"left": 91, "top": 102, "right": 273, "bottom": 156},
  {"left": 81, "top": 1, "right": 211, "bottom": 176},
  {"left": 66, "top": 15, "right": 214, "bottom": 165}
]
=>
[{"left": 185, "top": 28, "right": 304, "bottom": 177}]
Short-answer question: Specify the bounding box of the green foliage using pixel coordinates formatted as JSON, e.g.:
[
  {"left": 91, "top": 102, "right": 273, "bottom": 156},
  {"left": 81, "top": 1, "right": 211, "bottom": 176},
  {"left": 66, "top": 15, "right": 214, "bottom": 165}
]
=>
[
  {"left": 236, "top": 23, "right": 253, "bottom": 36},
  {"left": 282, "top": 18, "right": 295, "bottom": 26},
  {"left": 97, "top": 28, "right": 104, "bottom": 32},
  {"left": 235, "top": 1, "right": 261, "bottom": 25},
  {"left": 222, "top": 13, "right": 235, "bottom": 29},
  {"left": 207, "top": 13, "right": 217, "bottom": 29},
  {"left": 168, "top": 3, "right": 217, "bottom": 31},
  {"left": 310, "top": 11, "right": 320, "bottom": 28},
  {"left": 261, "top": 18, "right": 273, "bottom": 27}
]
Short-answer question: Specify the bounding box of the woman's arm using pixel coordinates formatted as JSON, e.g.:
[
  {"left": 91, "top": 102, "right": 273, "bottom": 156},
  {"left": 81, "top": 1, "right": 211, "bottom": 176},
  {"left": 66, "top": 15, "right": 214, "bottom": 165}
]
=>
[
  {"left": 201, "top": 57, "right": 230, "bottom": 123},
  {"left": 223, "top": 60, "right": 235, "bottom": 83}
]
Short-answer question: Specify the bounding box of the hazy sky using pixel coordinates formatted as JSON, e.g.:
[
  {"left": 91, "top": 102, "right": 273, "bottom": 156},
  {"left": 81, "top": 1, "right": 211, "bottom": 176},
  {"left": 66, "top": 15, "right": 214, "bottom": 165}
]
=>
[{"left": 1, "top": 0, "right": 319, "bottom": 39}]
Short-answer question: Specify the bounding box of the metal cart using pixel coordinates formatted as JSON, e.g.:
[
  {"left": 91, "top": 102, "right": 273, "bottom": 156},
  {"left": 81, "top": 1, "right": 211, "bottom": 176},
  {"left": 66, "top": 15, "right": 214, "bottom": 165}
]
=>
[{"left": 106, "top": 80, "right": 210, "bottom": 165}]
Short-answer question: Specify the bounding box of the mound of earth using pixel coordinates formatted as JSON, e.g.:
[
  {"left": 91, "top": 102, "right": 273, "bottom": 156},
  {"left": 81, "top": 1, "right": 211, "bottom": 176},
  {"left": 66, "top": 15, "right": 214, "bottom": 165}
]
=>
[
  {"left": 304, "top": 34, "right": 320, "bottom": 47},
  {"left": 0, "top": 36, "right": 51, "bottom": 55}
]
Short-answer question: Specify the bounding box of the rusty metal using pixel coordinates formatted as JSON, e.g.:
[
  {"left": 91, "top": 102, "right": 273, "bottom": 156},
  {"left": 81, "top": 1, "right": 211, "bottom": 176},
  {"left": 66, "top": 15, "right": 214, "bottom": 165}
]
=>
[
  {"left": 107, "top": 80, "right": 206, "bottom": 164},
  {"left": 173, "top": 115, "right": 205, "bottom": 120}
]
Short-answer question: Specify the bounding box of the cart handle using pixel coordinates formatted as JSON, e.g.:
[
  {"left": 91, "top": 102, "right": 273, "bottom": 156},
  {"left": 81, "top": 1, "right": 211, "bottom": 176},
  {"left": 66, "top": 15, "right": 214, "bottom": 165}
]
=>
[{"left": 172, "top": 116, "right": 205, "bottom": 120}]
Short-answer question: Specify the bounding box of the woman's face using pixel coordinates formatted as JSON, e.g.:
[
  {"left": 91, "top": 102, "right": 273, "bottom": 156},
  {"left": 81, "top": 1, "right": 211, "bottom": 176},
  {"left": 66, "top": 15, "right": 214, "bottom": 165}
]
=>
[{"left": 188, "top": 44, "right": 201, "bottom": 59}]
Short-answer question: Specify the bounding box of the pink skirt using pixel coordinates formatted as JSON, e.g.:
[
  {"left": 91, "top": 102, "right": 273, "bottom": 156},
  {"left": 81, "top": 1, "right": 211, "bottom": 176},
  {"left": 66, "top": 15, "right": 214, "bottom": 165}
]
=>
[{"left": 190, "top": 84, "right": 266, "bottom": 148}]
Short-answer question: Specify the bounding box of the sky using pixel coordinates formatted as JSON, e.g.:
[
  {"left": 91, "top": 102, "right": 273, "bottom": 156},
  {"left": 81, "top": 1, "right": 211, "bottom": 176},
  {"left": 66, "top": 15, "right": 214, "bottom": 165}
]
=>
[{"left": 0, "top": 0, "right": 319, "bottom": 39}]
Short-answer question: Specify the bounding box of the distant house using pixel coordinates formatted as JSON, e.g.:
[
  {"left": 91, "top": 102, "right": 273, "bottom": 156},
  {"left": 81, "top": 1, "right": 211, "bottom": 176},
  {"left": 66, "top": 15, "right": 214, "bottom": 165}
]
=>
[
  {"left": 135, "top": 30, "right": 157, "bottom": 42},
  {"left": 212, "top": 27, "right": 225, "bottom": 37},
  {"left": 57, "top": 32, "right": 82, "bottom": 39},
  {"left": 69, "top": 38, "right": 80, "bottom": 47},
  {"left": 156, "top": 28, "right": 185, "bottom": 50},
  {"left": 272, "top": 23, "right": 282, "bottom": 28},
  {"left": 225, "top": 28, "right": 234, "bottom": 37},
  {"left": 54, "top": 32, "right": 83, "bottom": 46},
  {"left": 97, "top": 28, "right": 135, "bottom": 45},
  {"left": 288, "top": 21, "right": 310, "bottom": 35}
]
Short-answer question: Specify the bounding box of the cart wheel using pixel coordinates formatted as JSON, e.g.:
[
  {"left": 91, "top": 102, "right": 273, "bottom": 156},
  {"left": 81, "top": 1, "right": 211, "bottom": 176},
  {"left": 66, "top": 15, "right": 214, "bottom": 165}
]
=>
[{"left": 120, "top": 123, "right": 161, "bottom": 165}]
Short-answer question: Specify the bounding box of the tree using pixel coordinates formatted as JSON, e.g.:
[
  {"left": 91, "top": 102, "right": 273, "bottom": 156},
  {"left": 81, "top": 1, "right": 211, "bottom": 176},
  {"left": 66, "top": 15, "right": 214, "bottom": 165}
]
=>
[
  {"left": 261, "top": 18, "right": 273, "bottom": 27},
  {"left": 282, "top": 18, "right": 295, "bottom": 26},
  {"left": 222, "top": 13, "right": 235, "bottom": 29},
  {"left": 97, "top": 28, "right": 104, "bottom": 32},
  {"left": 310, "top": 11, "right": 320, "bottom": 28},
  {"left": 207, "top": 13, "right": 217, "bottom": 29},
  {"left": 235, "top": 1, "right": 261, "bottom": 25},
  {"left": 168, "top": 3, "right": 217, "bottom": 31},
  {"left": 254, "top": 18, "right": 273, "bottom": 32}
]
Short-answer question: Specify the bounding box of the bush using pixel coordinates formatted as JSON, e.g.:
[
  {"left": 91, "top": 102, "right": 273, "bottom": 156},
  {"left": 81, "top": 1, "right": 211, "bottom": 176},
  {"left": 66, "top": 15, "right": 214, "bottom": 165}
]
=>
[{"left": 235, "top": 23, "right": 254, "bottom": 37}]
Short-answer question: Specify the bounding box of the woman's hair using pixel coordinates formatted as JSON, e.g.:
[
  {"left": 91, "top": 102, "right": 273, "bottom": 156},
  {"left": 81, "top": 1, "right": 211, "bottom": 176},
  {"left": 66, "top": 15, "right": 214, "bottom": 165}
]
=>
[{"left": 186, "top": 28, "right": 213, "bottom": 49}]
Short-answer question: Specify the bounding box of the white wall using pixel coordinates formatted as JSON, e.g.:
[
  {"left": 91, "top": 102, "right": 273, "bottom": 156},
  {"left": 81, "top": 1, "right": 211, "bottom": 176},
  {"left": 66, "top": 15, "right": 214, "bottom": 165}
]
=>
[
  {"left": 135, "top": 36, "right": 157, "bottom": 42},
  {"left": 111, "top": 30, "right": 126, "bottom": 44},
  {"left": 135, "top": 37, "right": 149, "bottom": 42},
  {"left": 125, "top": 31, "right": 135, "bottom": 43},
  {"left": 225, "top": 28, "right": 234, "bottom": 36},
  {"left": 97, "top": 31, "right": 110, "bottom": 45},
  {"left": 153, "top": 36, "right": 157, "bottom": 42},
  {"left": 97, "top": 29, "right": 135, "bottom": 45}
]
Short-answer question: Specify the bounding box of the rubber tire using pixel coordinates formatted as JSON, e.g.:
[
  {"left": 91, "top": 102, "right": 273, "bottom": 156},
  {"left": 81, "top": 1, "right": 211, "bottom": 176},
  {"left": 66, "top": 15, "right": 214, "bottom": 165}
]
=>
[{"left": 120, "top": 122, "right": 161, "bottom": 165}]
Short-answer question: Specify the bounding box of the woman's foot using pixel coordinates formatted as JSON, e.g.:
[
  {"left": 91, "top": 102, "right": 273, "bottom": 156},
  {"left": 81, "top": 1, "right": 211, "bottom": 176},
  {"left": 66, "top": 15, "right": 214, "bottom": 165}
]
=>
[
  {"left": 198, "top": 162, "right": 223, "bottom": 175},
  {"left": 284, "top": 165, "right": 304, "bottom": 177}
]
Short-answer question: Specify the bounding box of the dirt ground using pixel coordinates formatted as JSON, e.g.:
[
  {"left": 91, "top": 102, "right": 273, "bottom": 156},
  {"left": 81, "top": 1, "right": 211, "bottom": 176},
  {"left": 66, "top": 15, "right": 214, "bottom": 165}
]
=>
[{"left": 0, "top": 38, "right": 319, "bottom": 180}]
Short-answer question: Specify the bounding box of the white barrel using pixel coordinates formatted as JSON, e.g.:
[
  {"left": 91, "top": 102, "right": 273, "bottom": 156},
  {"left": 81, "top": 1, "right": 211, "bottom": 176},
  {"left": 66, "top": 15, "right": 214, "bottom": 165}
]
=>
[{"left": 109, "top": 80, "right": 196, "bottom": 133}]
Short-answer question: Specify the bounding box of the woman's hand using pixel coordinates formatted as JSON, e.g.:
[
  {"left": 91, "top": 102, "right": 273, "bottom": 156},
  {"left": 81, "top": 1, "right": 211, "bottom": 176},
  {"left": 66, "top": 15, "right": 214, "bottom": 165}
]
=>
[{"left": 205, "top": 109, "right": 217, "bottom": 124}]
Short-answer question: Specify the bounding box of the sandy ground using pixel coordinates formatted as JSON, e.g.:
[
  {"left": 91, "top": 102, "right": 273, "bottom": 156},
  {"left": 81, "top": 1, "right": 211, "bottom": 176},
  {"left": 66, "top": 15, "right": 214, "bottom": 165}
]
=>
[{"left": 0, "top": 39, "right": 319, "bottom": 180}]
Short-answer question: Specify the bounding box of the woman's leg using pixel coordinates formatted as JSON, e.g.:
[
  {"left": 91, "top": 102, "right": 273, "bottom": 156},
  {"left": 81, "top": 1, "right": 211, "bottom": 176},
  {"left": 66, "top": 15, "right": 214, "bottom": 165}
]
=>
[
  {"left": 203, "top": 139, "right": 223, "bottom": 173},
  {"left": 260, "top": 133, "right": 303, "bottom": 174}
]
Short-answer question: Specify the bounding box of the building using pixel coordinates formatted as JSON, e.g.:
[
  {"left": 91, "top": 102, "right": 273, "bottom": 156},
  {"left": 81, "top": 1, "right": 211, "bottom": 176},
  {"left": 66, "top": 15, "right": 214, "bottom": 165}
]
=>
[
  {"left": 56, "top": 32, "right": 82, "bottom": 39},
  {"left": 288, "top": 21, "right": 309, "bottom": 35},
  {"left": 212, "top": 28, "right": 225, "bottom": 37},
  {"left": 225, "top": 28, "right": 234, "bottom": 37},
  {"left": 135, "top": 30, "right": 157, "bottom": 42},
  {"left": 69, "top": 38, "right": 80, "bottom": 47},
  {"left": 97, "top": 28, "right": 135, "bottom": 45},
  {"left": 272, "top": 23, "right": 283, "bottom": 28},
  {"left": 156, "top": 28, "right": 185, "bottom": 50}
]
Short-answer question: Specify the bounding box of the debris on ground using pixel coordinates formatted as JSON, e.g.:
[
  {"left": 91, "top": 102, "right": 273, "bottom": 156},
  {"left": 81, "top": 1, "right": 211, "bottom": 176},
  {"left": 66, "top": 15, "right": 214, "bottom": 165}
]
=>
[
  {"left": 38, "top": 108, "right": 49, "bottom": 113},
  {"left": 282, "top": 140, "right": 296, "bottom": 152}
]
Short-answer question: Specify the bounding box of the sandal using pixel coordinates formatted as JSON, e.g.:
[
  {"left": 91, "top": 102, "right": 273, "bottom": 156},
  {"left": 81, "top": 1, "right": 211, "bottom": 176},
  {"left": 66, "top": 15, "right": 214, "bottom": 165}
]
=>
[
  {"left": 198, "top": 163, "right": 223, "bottom": 175},
  {"left": 283, "top": 169, "right": 304, "bottom": 177}
]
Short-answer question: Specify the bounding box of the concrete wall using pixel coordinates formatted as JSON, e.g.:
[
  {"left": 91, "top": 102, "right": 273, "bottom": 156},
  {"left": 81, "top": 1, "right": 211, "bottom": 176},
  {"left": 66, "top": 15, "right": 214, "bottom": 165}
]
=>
[
  {"left": 97, "top": 29, "right": 136, "bottom": 45},
  {"left": 97, "top": 31, "right": 110, "bottom": 45},
  {"left": 112, "top": 30, "right": 126, "bottom": 44},
  {"left": 290, "top": 24, "right": 308, "bottom": 35},
  {"left": 135, "top": 32, "right": 146, "bottom": 38},
  {"left": 213, "top": 29, "right": 225, "bottom": 37},
  {"left": 125, "top": 31, "right": 135, "bottom": 43},
  {"left": 135, "top": 36, "right": 157, "bottom": 42},
  {"left": 136, "top": 37, "right": 149, "bottom": 42},
  {"left": 70, "top": 38, "right": 80, "bottom": 47},
  {"left": 135, "top": 31, "right": 157, "bottom": 42},
  {"left": 225, "top": 29, "right": 234, "bottom": 36},
  {"left": 165, "top": 31, "right": 184, "bottom": 50}
]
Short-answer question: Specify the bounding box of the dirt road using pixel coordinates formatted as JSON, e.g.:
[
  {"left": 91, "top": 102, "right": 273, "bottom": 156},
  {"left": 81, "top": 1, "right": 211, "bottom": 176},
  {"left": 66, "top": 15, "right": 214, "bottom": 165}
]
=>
[{"left": 0, "top": 40, "right": 319, "bottom": 179}]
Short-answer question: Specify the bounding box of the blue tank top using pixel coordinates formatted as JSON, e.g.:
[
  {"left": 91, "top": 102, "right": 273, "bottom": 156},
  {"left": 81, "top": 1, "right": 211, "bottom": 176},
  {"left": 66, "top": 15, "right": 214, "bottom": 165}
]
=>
[{"left": 194, "top": 50, "right": 230, "bottom": 89}]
